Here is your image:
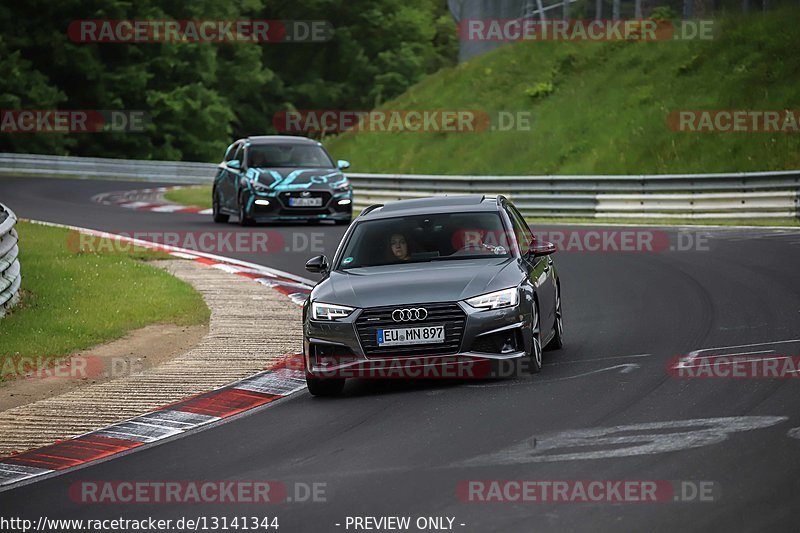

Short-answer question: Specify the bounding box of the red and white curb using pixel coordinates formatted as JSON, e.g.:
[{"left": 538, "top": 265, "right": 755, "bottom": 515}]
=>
[
  {"left": 0, "top": 354, "right": 305, "bottom": 489},
  {"left": 92, "top": 187, "right": 212, "bottom": 215},
  {"left": 0, "top": 222, "right": 314, "bottom": 490}
]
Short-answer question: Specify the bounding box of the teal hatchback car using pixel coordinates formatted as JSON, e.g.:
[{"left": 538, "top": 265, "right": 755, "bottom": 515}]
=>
[{"left": 212, "top": 135, "right": 353, "bottom": 226}]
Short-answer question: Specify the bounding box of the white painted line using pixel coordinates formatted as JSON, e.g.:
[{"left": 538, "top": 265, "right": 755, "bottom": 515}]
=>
[
  {"left": 0, "top": 464, "right": 54, "bottom": 486},
  {"left": 141, "top": 410, "right": 220, "bottom": 427},
  {"left": 468, "top": 363, "right": 642, "bottom": 389},
  {"left": 149, "top": 204, "right": 187, "bottom": 213},
  {"left": 546, "top": 353, "right": 652, "bottom": 366},
  {"left": 211, "top": 263, "right": 244, "bottom": 274},
  {"left": 688, "top": 339, "right": 800, "bottom": 357},
  {"left": 119, "top": 201, "right": 152, "bottom": 209},
  {"left": 169, "top": 251, "right": 200, "bottom": 260},
  {"left": 537, "top": 363, "right": 641, "bottom": 382},
  {"left": 455, "top": 416, "right": 788, "bottom": 466},
  {"left": 93, "top": 421, "right": 183, "bottom": 442},
  {"left": 198, "top": 208, "right": 213, "bottom": 215},
  {"left": 676, "top": 339, "right": 800, "bottom": 369},
  {"left": 235, "top": 369, "right": 307, "bottom": 396},
  {"left": 679, "top": 356, "right": 792, "bottom": 369}
]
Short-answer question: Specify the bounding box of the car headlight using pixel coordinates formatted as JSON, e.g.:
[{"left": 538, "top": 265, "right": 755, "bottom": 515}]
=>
[
  {"left": 333, "top": 180, "right": 351, "bottom": 192},
  {"left": 312, "top": 302, "right": 355, "bottom": 320},
  {"left": 465, "top": 288, "right": 519, "bottom": 309},
  {"left": 250, "top": 179, "right": 270, "bottom": 192}
]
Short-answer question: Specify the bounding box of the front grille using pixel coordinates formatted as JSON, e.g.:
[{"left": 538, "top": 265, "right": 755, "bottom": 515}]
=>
[{"left": 355, "top": 302, "right": 466, "bottom": 358}]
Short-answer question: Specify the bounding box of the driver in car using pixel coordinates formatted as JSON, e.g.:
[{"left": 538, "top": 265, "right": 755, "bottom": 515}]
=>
[{"left": 389, "top": 233, "right": 411, "bottom": 262}]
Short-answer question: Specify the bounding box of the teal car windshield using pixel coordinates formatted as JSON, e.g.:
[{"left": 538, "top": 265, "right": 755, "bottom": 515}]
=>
[
  {"left": 338, "top": 212, "right": 511, "bottom": 269},
  {"left": 248, "top": 144, "right": 334, "bottom": 168}
]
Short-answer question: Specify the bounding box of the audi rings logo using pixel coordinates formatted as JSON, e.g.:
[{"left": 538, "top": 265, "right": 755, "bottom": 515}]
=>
[{"left": 392, "top": 308, "right": 428, "bottom": 322}]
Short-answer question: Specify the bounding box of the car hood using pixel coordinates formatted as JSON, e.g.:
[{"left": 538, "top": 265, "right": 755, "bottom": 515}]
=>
[
  {"left": 311, "top": 258, "right": 524, "bottom": 308},
  {"left": 247, "top": 167, "right": 346, "bottom": 191}
]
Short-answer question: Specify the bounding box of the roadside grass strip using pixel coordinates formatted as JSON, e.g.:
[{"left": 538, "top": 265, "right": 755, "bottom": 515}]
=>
[
  {"left": 163, "top": 185, "right": 213, "bottom": 210},
  {"left": 24, "top": 220, "right": 313, "bottom": 303},
  {"left": 0, "top": 221, "right": 209, "bottom": 368}
]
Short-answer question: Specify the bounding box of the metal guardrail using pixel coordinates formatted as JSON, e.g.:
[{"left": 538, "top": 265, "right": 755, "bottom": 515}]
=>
[
  {"left": 348, "top": 172, "right": 800, "bottom": 219},
  {"left": 0, "top": 153, "right": 214, "bottom": 184},
  {"left": 0, "top": 203, "right": 21, "bottom": 317},
  {"left": 1, "top": 152, "right": 798, "bottom": 219}
]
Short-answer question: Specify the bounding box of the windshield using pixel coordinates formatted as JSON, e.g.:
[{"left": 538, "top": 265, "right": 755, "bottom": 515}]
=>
[
  {"left": 247, "top": 144, "right": 334, "bottom": 168},
  {"left": 337, "top": 212, "right": 512, "bottom": 269}
]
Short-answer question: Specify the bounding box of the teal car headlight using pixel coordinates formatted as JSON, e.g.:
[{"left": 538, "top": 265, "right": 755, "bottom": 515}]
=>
[{"left": 250, "top": 179, "right": 270, "bottom": 192}]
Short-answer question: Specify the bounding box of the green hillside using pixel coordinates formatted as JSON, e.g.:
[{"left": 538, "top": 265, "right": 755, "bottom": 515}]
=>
[{"left": 325, "top": 8, "right": 800, "bottom": 175}]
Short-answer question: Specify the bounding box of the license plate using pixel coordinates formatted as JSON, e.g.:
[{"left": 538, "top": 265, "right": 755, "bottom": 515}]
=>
[
  {"left": 289, "top": 197, "right": 323, "bottom": 207},
  {"left": 377, "top": 326, "right": 445, "bottom": 346}
]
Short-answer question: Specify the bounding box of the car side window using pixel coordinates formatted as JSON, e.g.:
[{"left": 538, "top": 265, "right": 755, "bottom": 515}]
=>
[
  {"left": 232, "top": 143, "right": 244, "bottom": 166},
  {"left": 506, "top": 204, "right": 533, "bottom": 256},
  {"left": 223, "top": 142, "right": 237, "bottom": 162}
]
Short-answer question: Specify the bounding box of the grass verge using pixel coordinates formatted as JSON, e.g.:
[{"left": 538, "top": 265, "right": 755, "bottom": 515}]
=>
[
  {"left": 164, "top": 185, "right": 212, "bottom": 209},
  {"left": 325, "top": 8, "right": 800, "bottom": 175},
  {"left": 0, "top": 221, "right": 210, "bottom": 381}
]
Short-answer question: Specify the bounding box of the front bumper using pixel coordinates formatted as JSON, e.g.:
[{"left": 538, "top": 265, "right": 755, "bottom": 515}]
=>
[
  {"left": 246, "top": 189, "right": 352, "bottom": 222},
  {"left": 304, "top": 302, "right": 532, "bottom": 379}
]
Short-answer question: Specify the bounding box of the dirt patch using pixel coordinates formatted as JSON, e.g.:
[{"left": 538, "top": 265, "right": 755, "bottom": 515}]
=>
[{"left": 0, "top": 323, "right": 208, "bottom": 412}]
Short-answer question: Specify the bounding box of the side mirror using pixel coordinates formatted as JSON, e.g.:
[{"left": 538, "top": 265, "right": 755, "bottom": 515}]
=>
[
  {"left": 530, "top": 240, "right": 556, "bottom": 257},
  {"left": 227, "top": 160, "right": 242, "bottom": 170},
  {"left": 305, "top": 255, "right": 329, "bottom": 274},
  {"left": 337, "top": 160, "right": 351, "bottom": 170}
]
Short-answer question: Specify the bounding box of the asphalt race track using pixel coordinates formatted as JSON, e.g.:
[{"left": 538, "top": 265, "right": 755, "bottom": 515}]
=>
[{"left": 2, "top": 176, "right": 800, "bottom": 532}]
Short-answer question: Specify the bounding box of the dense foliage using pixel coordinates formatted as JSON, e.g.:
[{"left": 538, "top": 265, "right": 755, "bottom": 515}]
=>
[{"left": 0, "top": 0, "right": 456, "bottom": 161}]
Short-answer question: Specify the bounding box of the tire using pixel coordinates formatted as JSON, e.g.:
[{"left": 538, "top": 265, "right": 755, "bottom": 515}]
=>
[
  {"left": 525, "top": 300, "right": 544, "bottom": 374},
  {"left": 546, "top": 284, "right": 564, "bottom": 351},
  {"left": 212, "top": 190, "right": 229, "bottom": 223},
  {"left": 238, "top": 193, "right": 255, "bottom": 226},
  {"left": 306, "top": 374, "right": 346, "bottom": 397}
]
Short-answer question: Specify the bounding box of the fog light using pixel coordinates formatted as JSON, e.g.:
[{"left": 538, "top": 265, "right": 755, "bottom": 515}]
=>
[
  {"left": 337, "top": 199, "right": 352, "bottom": 205},
  {"left": 254, "top": 199, "right": 270, "bottom": 206},
  {"left": 500, "top": 337, "right": 515, "bottom": 354}
]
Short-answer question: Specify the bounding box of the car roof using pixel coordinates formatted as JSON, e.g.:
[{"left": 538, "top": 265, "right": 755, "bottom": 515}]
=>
[
  {"left": 243, "top": 135, "right": 321, "bottom": 146},
  {"left": 360, "top": 195, "right": 502, "bottom": 220}
]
